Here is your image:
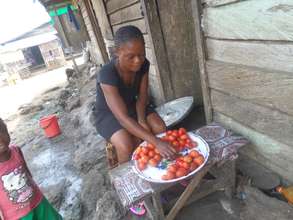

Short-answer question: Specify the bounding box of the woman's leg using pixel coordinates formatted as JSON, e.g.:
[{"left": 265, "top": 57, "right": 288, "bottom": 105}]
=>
[
  {"left": 110, "top": 129, "right": 139, "bottom": 163},
  {"left": 146, "top": 112, "right": 166, "bottom": 135}
]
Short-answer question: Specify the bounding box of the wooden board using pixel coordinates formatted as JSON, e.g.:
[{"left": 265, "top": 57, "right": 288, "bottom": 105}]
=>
[
  {"left": 91, "top": 0, "right": 113, "bottom": 40},
  {"left": 141, "top": 0, "right": 174, "bottom": 101},
  {"left": 206, "top": 60, "right": 293, "bottom": 116},
  {"left": 112, "top": 18, "right": 147, "bottom": 34},
  {"left": 106, "top": 0, "right": 138, "bottom": 14},
  {"left": 214, "top": 112, "right": 293, "bottom": 183},
  {"left": 202, "top": 0, "right": 243, "bottom": 7},
  {"left": 156, "top": 0, "right": 202, "bottom": 101},
  {"left": 109, "top": 2, "right": 143, "bottom": 25},
  {"left": 203, "top": 0, "right": 293, "bottom": 41},
  {"left": 211, "top": 89, "right": 293, "bottom": 147},
  {"left": 206, "top": 38, "right": 293, "bottom": 73}
]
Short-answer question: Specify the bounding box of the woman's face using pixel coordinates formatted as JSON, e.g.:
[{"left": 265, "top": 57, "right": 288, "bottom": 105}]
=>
[{"left": 115, "top": 39, "right": 145, "bottom": 73}]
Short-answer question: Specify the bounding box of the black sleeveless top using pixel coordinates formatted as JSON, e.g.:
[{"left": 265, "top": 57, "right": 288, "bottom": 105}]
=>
[{"left": 95, "top": 58, "right": 150, "bottom": 116}]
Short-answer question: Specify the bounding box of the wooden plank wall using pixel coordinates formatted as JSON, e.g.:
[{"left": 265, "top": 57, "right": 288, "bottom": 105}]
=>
[
  {"left": 201, "top": 0, "right": 293, "bottom": 182},
  {"left": 155, "top": 0, "right": 203, "bottom": 104},
  {"left": 104, "top": 0, "right": 165, "bottom": 104},
  {"left": 78, "top": 0, "right": 104, "bottom": 64}
]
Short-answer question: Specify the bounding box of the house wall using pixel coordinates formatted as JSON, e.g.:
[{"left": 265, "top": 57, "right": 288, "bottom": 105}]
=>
[
  {"left": 78, "top": 0, "right": 105, "bottom": 64},
  {"left": 51, "top": 7, "right": 90, "bottom": 53},
  {"left": 39, "top": 39, "right": 67, "bottom": 69},
  {"left": 96, "top": 0, "right": 165, "bottom": 104},
  {"left": 155, "top": 0, "right": 203, "bottom": 104},
  {"left": 199, "top": 0, "right": 293, "bottom": 182}
]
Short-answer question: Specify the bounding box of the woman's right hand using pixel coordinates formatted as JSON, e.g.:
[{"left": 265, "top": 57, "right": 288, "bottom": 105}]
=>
[{"left": 155, "top": 139, "right": 177, "bottom": 159}]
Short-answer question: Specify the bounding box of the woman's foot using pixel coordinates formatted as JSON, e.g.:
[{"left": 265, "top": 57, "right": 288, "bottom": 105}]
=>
[{"left": 129, "top": 202, "right": 146, "bottom": 216}]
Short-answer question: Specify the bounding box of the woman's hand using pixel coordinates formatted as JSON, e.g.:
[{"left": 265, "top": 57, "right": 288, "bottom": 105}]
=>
[{"left": 155, "top": 139, "right": 177, "bottom": 159}]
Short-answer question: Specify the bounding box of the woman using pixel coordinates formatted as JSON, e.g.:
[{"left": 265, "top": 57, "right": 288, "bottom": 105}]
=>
[{"left": 95, "top": 25, "right": 176, "bottom": 164}]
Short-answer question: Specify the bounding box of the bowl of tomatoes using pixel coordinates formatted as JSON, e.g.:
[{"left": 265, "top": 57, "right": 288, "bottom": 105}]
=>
[{"left": 132, "top": 128, "right": 210, "bottom": 183}]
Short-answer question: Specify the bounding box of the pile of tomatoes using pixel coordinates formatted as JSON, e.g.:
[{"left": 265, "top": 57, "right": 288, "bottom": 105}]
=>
[
  {"left": 162, "top": 150, "right": 204, "bottom": 180},
  {"left": 133, "top": 128, "right": 205, "bottom": 181},
  {"left": 161, "top": 128, "right": 197, "bottom": 152}
]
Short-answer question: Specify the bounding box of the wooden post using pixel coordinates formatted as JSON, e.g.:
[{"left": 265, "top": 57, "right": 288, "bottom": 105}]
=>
[
  {"left": 84, "top": 0, "right": 109, "bottom": 63},
  {"left": 54, "top": 7, "right": 80, "bottom": 73},
  {"left": 191, "top": 0, "right": 213, "bottom": 123},
  {"left": 141, "top": 0, "right": 175, "bottom": 101}
]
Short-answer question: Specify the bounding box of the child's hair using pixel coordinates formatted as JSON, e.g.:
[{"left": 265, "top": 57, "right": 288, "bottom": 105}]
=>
[
  {"left": 0, "top": 118, "right": 10, "bottom": 146},
  {"left": 114, "top": 25, "right": 145, "bottom": 49},
  {"left": 0, "top": 118, "right": 8, "bottom": 136}
]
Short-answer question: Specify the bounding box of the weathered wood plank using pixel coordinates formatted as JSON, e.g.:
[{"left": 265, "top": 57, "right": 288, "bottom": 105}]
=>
[
  {"left": 202, "top": 0, "right": 243, "bottom": 7},
  {"left": 156, "top": 0, "right": 203, "bottom": 104},
  {"left": 145, "top": 47, "right": 155, "bottom": 65},
  {"left": 109, "top": 2, "right": 143, "bottom": 25},
  {"left": 106, "top": 0, "right": 138, "bottom": 14},
  {"left": 203, "top": 0, "right": 293, "bottom": 40},
  {"left": 211, "top": 89, "right": 293, "bottom": 147},
  {"left": 91, "top": 0, "right": 113, "bottom": 40},
  {"left": 192, "top": 0, "right": 213, "bottom": 122},
  {"left": 214, "top": 112, "right": 293, "bottom": 183},
  {"left": 112, "top": 18, "right": 147, "bottom": 34},
  {"left": 207, "top": 60, "right": 293, "bottom": 116},
  {"left": 206, "top": 38, "right": 293, "bottom": 72},
  {"left": 141, "top": 0, "right": 174, "bottom": 101}
]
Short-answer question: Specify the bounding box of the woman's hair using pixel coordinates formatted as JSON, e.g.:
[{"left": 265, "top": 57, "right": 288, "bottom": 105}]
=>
[
  {"left": 114, "top": 25, "right": 145, "bottom": 49},
  {"left": 0, "top": 118, "right": 8, "bottom": 136}
]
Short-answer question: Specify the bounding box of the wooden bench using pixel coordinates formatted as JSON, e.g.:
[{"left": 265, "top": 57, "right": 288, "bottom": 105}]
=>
[{"left": 109, "top": 123, "right": 249, "bottom": 220}]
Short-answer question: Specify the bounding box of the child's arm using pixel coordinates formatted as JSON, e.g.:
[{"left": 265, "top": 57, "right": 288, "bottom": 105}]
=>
[
  {"left": 0, "top": 207, "right": 4, "bottom": 220},
  {"left": 17, "top": 147, "right": 33, "bottom": 178}
]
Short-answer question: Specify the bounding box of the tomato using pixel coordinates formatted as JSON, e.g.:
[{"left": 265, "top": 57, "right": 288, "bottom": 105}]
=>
[
  {"left": 183, "top": 156, "right": 193, "bottom": 163},
  {"left": 168, "top": 135, "right": 176, "bottom": 142},
  {"left": 190, "top": 162, "right": 198, "bottom": 171},
  {"left": 180, "top": 134, "right": 188, "bottom": 140},
  {"left": 141, "top": 155, "right": 149, "bottom": 164},
  {"left": 167, "top": 164, "right": 177, "bottom": 173},
  {"left": 181, "top": 161, "right": 190, "bottom": 170},
  {"left": 162, "top": 174, "right": 169, "bottom": 180},
  {"left": 138, "top": 161, "right": 147, "bottom": 171},
  {"left": 179, "top": 140, "right": 186, "bottom": 148},
  {"left": 178, "top": 128, "right": 187, "bottom": 135},
  {"left": 154, "top": 154, "right": 162, "bottom": 161},
  {"left": 166, "top": 130, "right": 173, "bottom": 136},
  {"left": 176, "top": 168, "right": 188, "bottom": 178},
  {"left": 154, "top": 148, "right": 160, "bottom": 154},
  {"left": 147, "top": 143, "right": 155, "bottom": 149},
  {"left": 148, "top": 150, "right": 155, "bottom": 158},
  {"left": 171, "top": 140, "right": 179, "bottom": 148},
  {"left": 135, "top": 146, "right": 142, "bottom": 154},
  {"left": 133, "top": 154, "right": 140, "bottom": 160},
  {"left": 172, "top": 130, "right": 179, "bottom": 137},
  {"left": 193, "top": 155, "right": 204, "bottom": 166},
  {"left": 141, "top": 147, "right": 149, "bottom": 154},
  {"left": 149, "top": 158, "right": 159, "bottom": 167},
  {"left": 166, "top": 171, "right": 175, "bottom": 180},
  {"left": 189, "top": 150, "right": 200, "bottom": 158}
]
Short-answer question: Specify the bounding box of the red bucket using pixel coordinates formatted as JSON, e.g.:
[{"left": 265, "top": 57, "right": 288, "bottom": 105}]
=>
[{"left": 40, "top": 115, "right": 61, "bottom": 138}]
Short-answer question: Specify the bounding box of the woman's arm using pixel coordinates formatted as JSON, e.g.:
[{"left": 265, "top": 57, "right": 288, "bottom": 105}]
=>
[
  {"left": 101, "top": 83, "right": 175, "bottom": 158},
  {"left": 136, "top": 73, "right": 150, "bottom": 131}
]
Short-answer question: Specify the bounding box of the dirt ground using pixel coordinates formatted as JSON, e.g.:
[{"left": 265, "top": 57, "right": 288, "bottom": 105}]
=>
[{"left": 2, "top": 60, "right": 293, "bottom": 220}]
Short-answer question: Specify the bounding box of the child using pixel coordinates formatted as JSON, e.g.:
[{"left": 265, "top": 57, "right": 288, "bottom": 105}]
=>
[{"left": 0, "top": 118, "right": 62, "bottom": 220}]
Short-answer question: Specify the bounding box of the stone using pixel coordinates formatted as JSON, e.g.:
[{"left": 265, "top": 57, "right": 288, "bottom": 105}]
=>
[
  {"left": 41, "top": 180, "right": 67, "bottom": 210},
  {"left": 240, "top": 186, "right": 293, "bottom": 220},
  {"left": 66, "top": 96, "right": 81, "bottom": 111},
  {"left": 94, "top": 191, "right": 125, "bottom": 220},
  {"left": 18, "top": 104, "right": 44, "bottom": 115}
]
